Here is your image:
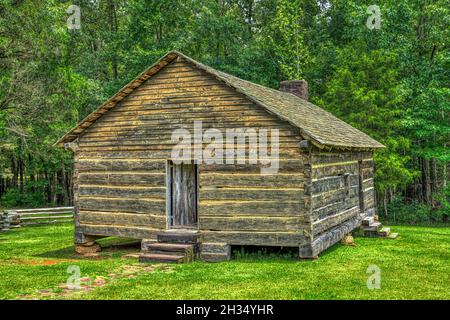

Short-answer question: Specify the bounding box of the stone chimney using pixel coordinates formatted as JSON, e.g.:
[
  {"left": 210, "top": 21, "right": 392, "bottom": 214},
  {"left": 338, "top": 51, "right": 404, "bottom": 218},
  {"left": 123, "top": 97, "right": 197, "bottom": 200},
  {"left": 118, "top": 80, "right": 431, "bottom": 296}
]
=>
[{"left": 279, "top": 80, "right": 308, "bottom": 101}]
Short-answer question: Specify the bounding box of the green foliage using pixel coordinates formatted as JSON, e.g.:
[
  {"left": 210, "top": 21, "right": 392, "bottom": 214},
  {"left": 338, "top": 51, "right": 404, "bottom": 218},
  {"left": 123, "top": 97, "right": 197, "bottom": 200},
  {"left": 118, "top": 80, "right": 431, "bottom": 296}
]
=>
[
  {"left": 270, "top": 0, "right": 309, "bottom": 79},
  {"left": 0, "top": 0, "right": 448, "bottom": 217},
  {"left": 0, "top": 180, "right": 51, "bottom": 209},
  {"left": 385, "top": 196, "right": 448, "bottom": 225},
  {"left": 313, "top": 47, "right": 415, "bottom": 193},
  {"left": 435, "top": 185, "right": 450, "bottom": 218}
]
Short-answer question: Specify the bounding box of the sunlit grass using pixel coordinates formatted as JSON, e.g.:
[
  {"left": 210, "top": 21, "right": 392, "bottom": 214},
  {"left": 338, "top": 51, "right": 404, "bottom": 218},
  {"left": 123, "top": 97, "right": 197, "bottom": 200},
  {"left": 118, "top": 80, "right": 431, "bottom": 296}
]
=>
[{"left": 0, "top": 223, "right": 448, "bottom": 300}]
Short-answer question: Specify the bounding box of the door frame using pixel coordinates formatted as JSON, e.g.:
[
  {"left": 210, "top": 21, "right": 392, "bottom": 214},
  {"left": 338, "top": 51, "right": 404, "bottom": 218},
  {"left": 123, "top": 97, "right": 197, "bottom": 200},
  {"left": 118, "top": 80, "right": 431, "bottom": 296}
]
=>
[{"left": 165, "top": 160, "right": 199, "bottom": 229}]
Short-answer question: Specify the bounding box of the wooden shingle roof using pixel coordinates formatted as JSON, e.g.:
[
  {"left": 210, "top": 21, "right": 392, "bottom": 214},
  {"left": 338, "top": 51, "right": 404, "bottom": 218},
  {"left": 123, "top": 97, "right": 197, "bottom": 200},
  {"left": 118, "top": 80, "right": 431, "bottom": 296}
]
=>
[{"left": 56, "top": 51, "right": 384, "bottom": 149}]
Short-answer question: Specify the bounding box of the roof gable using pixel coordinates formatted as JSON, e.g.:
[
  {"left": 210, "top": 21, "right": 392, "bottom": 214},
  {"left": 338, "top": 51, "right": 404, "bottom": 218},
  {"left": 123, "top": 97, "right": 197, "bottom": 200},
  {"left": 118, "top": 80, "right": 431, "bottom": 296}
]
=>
[{"left": 56, "top": 51, "right": 384, "bottom": 149}]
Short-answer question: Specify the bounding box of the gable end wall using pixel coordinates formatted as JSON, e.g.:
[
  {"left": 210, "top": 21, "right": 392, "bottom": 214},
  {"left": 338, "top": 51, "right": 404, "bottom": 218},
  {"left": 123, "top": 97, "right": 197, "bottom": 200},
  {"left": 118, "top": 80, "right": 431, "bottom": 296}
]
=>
[{"left": 72, "top": 57, "right": 311, "bottom": 248}]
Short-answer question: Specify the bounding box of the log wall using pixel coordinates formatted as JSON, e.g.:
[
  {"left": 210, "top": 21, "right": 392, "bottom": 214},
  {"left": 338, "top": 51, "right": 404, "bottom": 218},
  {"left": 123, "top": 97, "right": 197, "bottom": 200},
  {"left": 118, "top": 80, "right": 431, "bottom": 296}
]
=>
[
  {"left": 74, "top": 57, "right": 310, "bottom": 247},
  {"left": 309, "top": 149, "right": 375, "bottom": 253}
]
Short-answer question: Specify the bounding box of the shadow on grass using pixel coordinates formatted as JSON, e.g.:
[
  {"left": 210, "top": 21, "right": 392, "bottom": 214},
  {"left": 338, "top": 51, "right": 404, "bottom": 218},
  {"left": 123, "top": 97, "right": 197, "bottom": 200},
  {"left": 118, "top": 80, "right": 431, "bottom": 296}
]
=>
[
  {"left": 35, "top": 241, "right": 141, "bottom": 260},
  {"left": 226, "top": 241, "right": 352, "bottom": 263},
  {"left": 34, "top": 246, "right": 79, "bottom": 260},
  {"left": 316, "top": 242, "right": 344, "bottom": 258}
]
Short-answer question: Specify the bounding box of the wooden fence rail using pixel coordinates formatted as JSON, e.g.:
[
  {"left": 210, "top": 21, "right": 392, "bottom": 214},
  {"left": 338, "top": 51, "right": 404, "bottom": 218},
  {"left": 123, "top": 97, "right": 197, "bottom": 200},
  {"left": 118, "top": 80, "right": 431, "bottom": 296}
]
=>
[{"left": 0, "top": 207, "right": 74, "bottom": 230}]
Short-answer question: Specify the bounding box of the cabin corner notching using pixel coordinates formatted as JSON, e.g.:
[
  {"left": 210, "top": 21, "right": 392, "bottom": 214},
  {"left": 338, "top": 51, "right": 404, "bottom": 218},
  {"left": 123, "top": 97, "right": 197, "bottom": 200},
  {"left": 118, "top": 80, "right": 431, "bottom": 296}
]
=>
[{"left": 57, "top": 51, "right": 383, "bottom": 261}]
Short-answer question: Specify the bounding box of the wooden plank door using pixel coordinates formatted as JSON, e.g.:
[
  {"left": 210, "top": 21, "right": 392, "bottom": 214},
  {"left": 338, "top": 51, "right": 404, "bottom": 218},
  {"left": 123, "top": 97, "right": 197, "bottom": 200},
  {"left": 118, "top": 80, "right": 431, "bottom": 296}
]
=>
[{"left": 169, "top": 162, "right": 198, "bottom": 227}]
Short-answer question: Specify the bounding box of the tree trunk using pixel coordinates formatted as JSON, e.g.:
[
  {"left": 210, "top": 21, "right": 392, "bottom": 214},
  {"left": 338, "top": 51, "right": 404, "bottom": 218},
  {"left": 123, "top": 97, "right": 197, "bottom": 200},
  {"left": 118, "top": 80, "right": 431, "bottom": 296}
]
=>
[
  {"left": 11, "top": 156, "right": 18, "bottom": 188},
  {"left": 0, "top": 175, "right": 4, "bottom": 198},
  {"left": 19, "top": 157, "right": 24, "bottom": 194},
  {"left": 52, "top": 172, "right": 58, "bottom": 206},
  {"left": 383, "top": 189, "right": 388, "bottom": 218},
  {"left": 444, "top": 162, "right": 447, "bottom": 188},
  {"left": 107, "top": 0, "right": 119, "bottom": 80},
  {"left": 422, "top": 157, "right": 432, "bottom": 205},
  {"left": 45, "top": 170, "right": 51, "bottom": 204},
  {"left": 61, "top": 160, "right": 69, "bottom": 206}
]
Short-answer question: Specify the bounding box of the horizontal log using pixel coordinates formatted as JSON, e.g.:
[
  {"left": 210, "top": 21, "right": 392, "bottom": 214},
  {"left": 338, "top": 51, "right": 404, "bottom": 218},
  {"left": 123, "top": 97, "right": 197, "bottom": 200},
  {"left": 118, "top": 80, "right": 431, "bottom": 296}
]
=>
[
  {"left": 364, "top": 199, "right": 375, "bottom": 210},
  {"left": 79, "top": 185, "right": 166, "bottom": 198},
  {"left": 312, "top": 197, "right": 359, "bottom": 221},
  {"left": 312, "top": 206, "right": 360, "bottom": 235},
  {"left": 78, "top": 211, "right": 166, "bottom": 228},
  {"left": 362, "top": 168, "right": 374, "bottom": 180},
  {"left": 124, "top": 90, "right": 240, "bottom": 103},
  {"left": 200, "top": 173, "right": 305, "bottom": 188},
  {"left": 199, "top": 159, "right": 305, "bottom": 173},
  {"left": 199, "top": 200, "right": 303, "bottom": 215},
  {"left": 363, "top": 178, "right": 374, "bottom": 190},
  {"left": 77, "top": 150, "right": 302, "bottom": 160},
  {"left": 76, "top": 159, "right": 305, "bottom": 173},
  {"left": 117, "top": 96, "right": 250, "bottom": 108},
  {"left": 310, "top": 175, "right": 358, "bottom": 194},
  {"left": 110, "top": 103, "right": 259, "bottom": 115},
  {"left": 202, "top": 230, "right": 308, "bottom": 246},
  {"left": 128, "top": 85, "right": 236, "bottom": 98},
  {"left": 200, "top": 243, "right": 231, "bottom": 254},
  {"left": 311, "top": 151, "right": 372, "bottom": 164},
  {"left": 84, "top": 119, "right": 294, "bottom": 134},
  {"left": 78, "top": 148, "right": 300, "bottom": 159},
  {"left": 361, "top": 159, "right": 374, "bottom": 169},
  {"left": 312, "top": 186, "right": 359, "bottom": 210},
  {"left": 86, "top": 117, "right": 288, "bottom": 130},
  {"left": 79, "top": 224, "right": 161, "bottom": 240},
  {"left": 78, "top": 172, "right": 166, "bottom": 186},
  {"left": 363, "top": 188, "right": 375, "bottom": 197},
  {"left": 79, "top": 128, "right": 299, "bottom": 141},
  {"left": 311, "top": 217, "right": 360, "bottom": 256},
  {"left": 93, "top": 112, "right": 287, "bottom": 125},
  {"left": 78, "top": 139, "right": 300, "bottom": 149},
  {"left": 78, "top": 197, "right": 166, "bottom": 214},
  {"left": 82, "top": 121, "right": 296, "bottom": 136},
  {"left": 100, "top": 108, "right": 272, "bottom": 122},
  {"left": 199, "top": 187, "right": 302, "bottom": 201},
  {"left": 140, "top": 77, "right": 221, "bottom": 88},
  {"left": 77, "top": 159, "right": 166, "bottom": 172},
  {"left": 312, "top": 163, "right": 358, "bottom": 179},
  {"left": 199, "top": 216, "right": 301, "bottom": 232}
]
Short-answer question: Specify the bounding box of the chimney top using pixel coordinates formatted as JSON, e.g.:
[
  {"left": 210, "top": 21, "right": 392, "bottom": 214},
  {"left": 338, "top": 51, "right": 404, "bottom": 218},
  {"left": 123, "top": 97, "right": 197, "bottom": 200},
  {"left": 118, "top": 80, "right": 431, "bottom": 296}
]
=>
[{"left": 279, "top": 80, "right": 308, "bottom": 101}]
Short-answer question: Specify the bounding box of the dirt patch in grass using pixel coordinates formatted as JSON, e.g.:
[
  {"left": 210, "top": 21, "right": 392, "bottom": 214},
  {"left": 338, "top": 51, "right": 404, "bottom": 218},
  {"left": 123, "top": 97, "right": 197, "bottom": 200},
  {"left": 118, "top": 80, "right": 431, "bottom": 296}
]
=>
[
  {"left": 17, "top": 263, "right": 175, "bottom": 300},
  {"left": 1, "top": 258, "right": 80, "bottom": 266}
]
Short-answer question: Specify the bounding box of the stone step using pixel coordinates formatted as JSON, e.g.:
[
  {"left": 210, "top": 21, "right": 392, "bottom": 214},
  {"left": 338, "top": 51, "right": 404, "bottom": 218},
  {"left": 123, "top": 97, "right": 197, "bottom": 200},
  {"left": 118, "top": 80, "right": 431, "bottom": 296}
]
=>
[
  {"left": 378, "top": 227, "right": 391, "bottom": 237},
  {"left": 139, "top": 253, "right": 186, "bottom": 264},
  {"left": 362, "top": 221, "right": 382, "bottom": 232},
  {"left": 362, "top": 217, "right": 374, "bottom": 226},
  {"left": 387, "top": 232, "right": 399, "bottom": 239},
  {"left": 147, "top": 243, "right": 195, "bottom": 253},
  {"left": 145, "top": 243, "right": 196, "bottom": 260},
  {"left": 157, "top": 231, "right": 200, "bottom": 244}
]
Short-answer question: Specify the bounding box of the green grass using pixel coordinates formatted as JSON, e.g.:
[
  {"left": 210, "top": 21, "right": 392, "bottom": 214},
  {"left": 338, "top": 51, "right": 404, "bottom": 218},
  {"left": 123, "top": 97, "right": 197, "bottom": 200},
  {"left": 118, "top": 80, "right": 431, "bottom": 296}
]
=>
[{"left": 0, "top": 223, "right": 449, "bottom": 300}]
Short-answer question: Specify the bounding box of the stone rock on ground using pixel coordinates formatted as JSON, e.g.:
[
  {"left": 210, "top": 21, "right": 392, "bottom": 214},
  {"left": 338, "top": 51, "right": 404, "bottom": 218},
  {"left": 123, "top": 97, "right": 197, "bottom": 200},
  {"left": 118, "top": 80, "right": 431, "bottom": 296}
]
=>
[
  {"left": 75, "top": 243, "right": 101, "bottom": 255},
  {"left": 341, "top": 234, "right": 356, "bottom": 246}
]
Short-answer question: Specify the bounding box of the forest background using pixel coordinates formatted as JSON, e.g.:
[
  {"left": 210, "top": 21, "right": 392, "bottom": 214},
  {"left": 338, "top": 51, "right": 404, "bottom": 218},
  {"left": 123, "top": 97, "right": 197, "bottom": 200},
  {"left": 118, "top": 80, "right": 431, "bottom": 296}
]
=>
[{"left": 0, "top": 0, "right": 448, "bottom": 224}]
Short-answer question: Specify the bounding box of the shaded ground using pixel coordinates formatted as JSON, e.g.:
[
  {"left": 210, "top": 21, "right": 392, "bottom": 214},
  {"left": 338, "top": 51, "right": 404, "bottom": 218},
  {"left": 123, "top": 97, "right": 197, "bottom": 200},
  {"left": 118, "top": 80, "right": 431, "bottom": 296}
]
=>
[{"left": 0, "top": 223, "right": 449, "bottom": 300}]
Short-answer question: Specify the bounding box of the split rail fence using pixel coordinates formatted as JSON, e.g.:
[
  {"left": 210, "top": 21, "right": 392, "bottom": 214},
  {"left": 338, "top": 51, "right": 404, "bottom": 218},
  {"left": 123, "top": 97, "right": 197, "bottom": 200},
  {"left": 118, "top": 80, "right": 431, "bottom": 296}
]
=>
[{"left": 0, "top": 207, "right": 74, "bottom": 230}]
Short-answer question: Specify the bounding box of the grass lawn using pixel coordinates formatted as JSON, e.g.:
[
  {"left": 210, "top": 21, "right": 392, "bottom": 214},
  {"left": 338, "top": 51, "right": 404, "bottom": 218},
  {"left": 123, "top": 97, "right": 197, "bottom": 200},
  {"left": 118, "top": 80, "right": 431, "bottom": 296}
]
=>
[{"left": 0, "top": 223, "right": 449, "bottom": 300}]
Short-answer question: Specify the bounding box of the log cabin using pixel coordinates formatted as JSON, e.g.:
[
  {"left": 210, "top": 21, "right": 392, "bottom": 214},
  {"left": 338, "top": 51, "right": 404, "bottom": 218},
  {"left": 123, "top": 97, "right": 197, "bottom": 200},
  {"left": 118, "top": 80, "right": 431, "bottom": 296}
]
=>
[{"left": 56, "top": 51, "right": 384, "bottom": 262}]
